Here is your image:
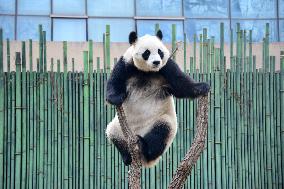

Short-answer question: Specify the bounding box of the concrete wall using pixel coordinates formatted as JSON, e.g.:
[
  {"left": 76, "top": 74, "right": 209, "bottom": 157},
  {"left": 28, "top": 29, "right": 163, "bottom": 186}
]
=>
[{"left": 2, "top": 41, "right": 284, "bottom": 72}]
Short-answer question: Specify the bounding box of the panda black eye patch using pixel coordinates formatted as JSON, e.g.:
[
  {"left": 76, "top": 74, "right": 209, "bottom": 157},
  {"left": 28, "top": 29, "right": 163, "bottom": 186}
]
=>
[
  {"left": 158, "top": 49, "right": 164, "bottom": 59},
  {"left": 142, "top": 49, "right": 151, "bottom": 60}
]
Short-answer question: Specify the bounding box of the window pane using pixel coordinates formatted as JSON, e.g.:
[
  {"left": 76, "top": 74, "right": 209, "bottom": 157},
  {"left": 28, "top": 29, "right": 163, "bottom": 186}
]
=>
[
  {"left": 185, "top": 20, "right": 230, "bottom": 42},
  {"left": 231, "top": 0, "right": 276, "bottom": 18},
  {"left": 53, "top": 19, "right": 86, "bottom": 41},
  {"left": 184, "top": 0, "right": 228, "bottom": 18},
  {"left": 88, "top": 0, "right": 134, "bottom": 17},
  {"left": 0, "top": 16, "right": 15, "bottom": 40},
  {"left": 280, "top": 0, "right": 284, "bottom": 17},
  {"left": 0, "top": 0, "right": 15, "bottom": 14},
  {"left": 231, "top": 20, "right": 278, "bottom": 42},
  {"left": 18, "top": 0, "right": 50, "bottom": 15},
  {"left": 53, "top": 0, "right": 85, "bottom": 15},
  {"left": 280, "top": 20, "right": 284, "bottom": 41},
  {"left": 17, "top": 16, "right": 51, "bottom": 40},
  {"left": 136, "top": 0, "right": 182, "bottom": 16},
  {"left": 137, "top": 20, "right": 183, "bottom": 43},
  {"left": 88, "top": 18, "right": 134, "bottom": 42}
]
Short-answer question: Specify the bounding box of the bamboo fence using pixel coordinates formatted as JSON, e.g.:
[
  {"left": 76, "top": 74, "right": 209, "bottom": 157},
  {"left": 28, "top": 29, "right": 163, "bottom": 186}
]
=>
[{"left": 0, "top": 23, "right": 283, "bottom": 189}]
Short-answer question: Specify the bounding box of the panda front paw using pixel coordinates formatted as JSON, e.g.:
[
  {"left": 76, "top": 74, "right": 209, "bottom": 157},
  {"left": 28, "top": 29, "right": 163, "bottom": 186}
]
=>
[
  {"left": 106, "top": 92, "right": 127, "bottom": 106},
  {"left": 193, "top": 82, "right": 210, "bottom": 97}
]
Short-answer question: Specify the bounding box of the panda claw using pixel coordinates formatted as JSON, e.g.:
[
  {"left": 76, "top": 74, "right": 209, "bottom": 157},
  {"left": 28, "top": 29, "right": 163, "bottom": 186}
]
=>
[{"left": 194, "top": 82, "right": 210, "bottom": 97}]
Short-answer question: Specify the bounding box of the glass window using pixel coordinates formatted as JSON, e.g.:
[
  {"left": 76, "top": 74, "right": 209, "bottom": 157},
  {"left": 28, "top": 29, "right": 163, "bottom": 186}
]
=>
[
  {"left": 0, "top": 16, "right": 15, "bottom": 40},
  {"left": 231, "top": 20, "right": 278, "bottom": 42},
  {"left": 184, "top": 0, "right": 228, "bottom": 18},
  {"left": 231, "top": 0, "right": 276, "bottom": 18},
  {"left": 53, "top": 0, "right": 85, "bottom": 15},
  {"left": 0, "top": 0, "right": 15, "bottom": 14},
  {"left": 136, "top": 0, "right": 182, "bottom": 16},
  {"left": 88, "top": 0, "right": 134, "bottom": 17},
  {"left": 18, "top": 0, "right": 50, "bottom": 15},
  {"left": 53, "top": 19, "right": 86, "bottom": 41},
  {"left": 185, "top": 20, "right": 230, "bottom": 42},
  {"left": 137, "top": 20, "right": 183, "bottom": 43},
  {"left": 280, "top": 20, "right": 284, "bottom": 41},
  {"left": 88, "top": 18, "right": 134, "bottom": 42},
  {"left": 280, "top": 0, "right": 284, "bottom": 17},
  {"left": 17, "top": 16, "right": 51, "bottom": 40}
]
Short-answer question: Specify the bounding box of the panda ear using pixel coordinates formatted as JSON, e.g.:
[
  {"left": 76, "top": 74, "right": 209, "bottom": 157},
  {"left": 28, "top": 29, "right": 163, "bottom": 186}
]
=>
[
  {"left": 129, "top": 31, "right": 137, "bottom": 45},
  {"left": 156, "top": 30, "right": 163, "bottom": 40}
]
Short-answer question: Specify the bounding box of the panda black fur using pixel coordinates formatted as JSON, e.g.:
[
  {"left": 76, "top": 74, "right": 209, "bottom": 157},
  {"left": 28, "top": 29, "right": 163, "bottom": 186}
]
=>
[{"left": 106, "top": 30, "right": 210, "bottom": 167}]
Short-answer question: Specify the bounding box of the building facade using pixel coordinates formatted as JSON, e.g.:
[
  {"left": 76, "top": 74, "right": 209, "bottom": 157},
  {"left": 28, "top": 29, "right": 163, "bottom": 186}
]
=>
[{"left": 0, "top": 0, "right": 284, "bottom": 42}]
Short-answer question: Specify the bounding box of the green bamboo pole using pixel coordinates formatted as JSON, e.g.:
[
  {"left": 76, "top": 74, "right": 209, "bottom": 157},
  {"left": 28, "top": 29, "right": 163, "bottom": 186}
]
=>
[
  {"left": 15, "top": 52, "right": 22, "bottom": 189},
  {"left": 252, "top": 56, "right": 259, "bottom": 189},
  {"left": 62, "top": 41, "right": 69, "bottom": 188},
  {"left": 184, "top": 33, "right": 187, "bottom": 71},
  {"left": 203, "top": 28, "right": 207, "bottom": 74},
  {"left": 199, "top": 34, "right": 203, "bottom": 72},
  {"left": 105, "top": 25, "right": 113, "bottom": 188},
  {"left": 275, "top": 62, "right": 282, "bottom": 188},
  {"left": 230, "top": 29, "right": 234, "bottom": 71},
  {"left": 89, "top": 40, "right": 95, "bottom": 189},
  {"left": 280, "top": 51, "right": 284, "bottom": 188},
  {"left": 270, "top": 56, "right": 276, "bottom": 188},
  {"left": 193, "top": 34, "right": 197, "bottom": 69},
  {"left": 21, "top": 41, "right": 27, "bottom": 189},
  {"left": 11, "top": 67, "right": 16, "bottom": 189},
  {"left": 43, "top": 31, "right": 47, "bottom": 73},
  {"left": 56, "top": 59, "right": 62, "bottom": 189},
  {"left": 106, "top": 25, "right": 110, "bottom": 71},
  {"left": 46, "top": 59, "right": 52, "bottom": 189},
  {"left": 155, "top": 23, "right": 160, "bottom": 33},
  {"left": 31, "top": 60, "right": 36, "bottom": 189},
  {"left": 0, "top": 28, "right": 4, "bottom": 189},
  {"left": 50, "top": 59, "right": 55, "bottom": 189},
  {"left": 29, "top": 39, "right": 32, "bottom": 71},
  {"left": 172, "top": 24, "right": 176, "bottom": 61},
  {"left": 83, "top": 51, "right": 90, "bottom": 188},
  {"left": 6, "top": 37, "right": 12, "bottom": 189}
]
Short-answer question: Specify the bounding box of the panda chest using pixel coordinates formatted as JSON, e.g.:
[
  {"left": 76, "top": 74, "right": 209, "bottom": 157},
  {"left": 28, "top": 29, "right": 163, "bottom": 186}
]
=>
[{"left": 126, "top": 73, "right": 170, "bottom": 103}]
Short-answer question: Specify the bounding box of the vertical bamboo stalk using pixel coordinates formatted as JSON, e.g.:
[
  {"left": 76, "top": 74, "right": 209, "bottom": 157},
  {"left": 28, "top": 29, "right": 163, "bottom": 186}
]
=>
[
  {"left": 105, "top": 25, "right": 110, "bottom": 71},
  {"left": 15, "top": 52, "right": 22, "bottom": 189},
  {"left": 199, "top": 34, "right": 203, "bottom": 72},
  {"left": 184, "top": 33, "right": 187, "bottom": 72},
  {"left": 62, "top": 41, "right": 69, "bottom": 188},
  {"left": 21, "top": 41, "right": 27, "bottom": 189},
  {"left": 83, "top": 51, "right": 90, "bottom": 188},
  {"left": 193, "top": 34, "right": 196, "bottom": 69},
  {"left": 89, "top": 40, "right": 95, "bottom": 189},
  {"left": 172, "top": 24, "right": 176, "bottom": 61},
  {"left": 0, "top": 28, "right": 4, "bottom": 189},
  {"left": 279, "top": 51, "right": 284, "bottom": 189},
  {"left": 29, "top": 39, "right": 32, "bottom": 71}
]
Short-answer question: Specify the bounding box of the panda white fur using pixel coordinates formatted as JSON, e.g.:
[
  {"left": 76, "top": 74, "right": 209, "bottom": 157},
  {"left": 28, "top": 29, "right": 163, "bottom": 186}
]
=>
[{"left": 106, "top": 30, "right": 210, "bottom": 167}]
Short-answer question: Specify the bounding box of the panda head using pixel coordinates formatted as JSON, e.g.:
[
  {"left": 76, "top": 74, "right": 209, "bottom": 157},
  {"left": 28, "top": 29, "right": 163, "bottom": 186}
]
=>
[{"left": 123, "top": 30, "right": 170, "bottom": 72}]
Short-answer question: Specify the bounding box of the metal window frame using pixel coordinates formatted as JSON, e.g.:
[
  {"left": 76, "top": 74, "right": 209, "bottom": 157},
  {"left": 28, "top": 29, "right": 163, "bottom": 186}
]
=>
[{"left": 0, "top": 0, "right": 283, "bottom": 42}]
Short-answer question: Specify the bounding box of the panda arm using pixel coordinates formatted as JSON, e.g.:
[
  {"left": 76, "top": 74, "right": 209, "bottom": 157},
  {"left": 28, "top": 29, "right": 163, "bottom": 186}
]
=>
[
  {"left": 159, "top": 58, "right": 210, "bottom": 99},
  {"left": 106, "top": 57, "right": 135, "bottom": 105}
]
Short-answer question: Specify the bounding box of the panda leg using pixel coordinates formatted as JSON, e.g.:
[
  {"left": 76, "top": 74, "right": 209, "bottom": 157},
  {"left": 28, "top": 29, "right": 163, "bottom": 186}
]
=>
[{"left": 138, "top": 121, "right": 171, "bottom": 162}]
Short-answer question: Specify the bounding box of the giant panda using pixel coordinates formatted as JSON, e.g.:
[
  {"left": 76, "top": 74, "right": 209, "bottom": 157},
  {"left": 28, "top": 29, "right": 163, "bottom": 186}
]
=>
[{"left": 106, "top": 30, "right": 210, "bottom": 167}]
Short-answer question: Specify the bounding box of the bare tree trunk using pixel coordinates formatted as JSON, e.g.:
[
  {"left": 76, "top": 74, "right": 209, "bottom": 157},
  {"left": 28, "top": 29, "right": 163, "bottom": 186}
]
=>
[
  {"left": 116, "top": 95, "right": 209, "bottom": 189},
  {"left": 168, "top": 95, "right": 209, "bottom": 188},
  {"left": 116, "top": 106, "right": 142, "bottom": 189}
]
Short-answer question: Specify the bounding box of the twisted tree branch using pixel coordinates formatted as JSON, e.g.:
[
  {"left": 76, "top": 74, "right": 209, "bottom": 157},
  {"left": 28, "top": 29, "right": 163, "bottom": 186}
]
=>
[{"left": 116, "top": 95, "right": 209, "bottom": 189}]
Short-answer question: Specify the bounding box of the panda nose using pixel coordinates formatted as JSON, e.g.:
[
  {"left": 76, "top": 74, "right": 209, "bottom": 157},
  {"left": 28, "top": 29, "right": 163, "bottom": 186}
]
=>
[{"left": 153, "top": 61, "right": 160, "bottom": 66}]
